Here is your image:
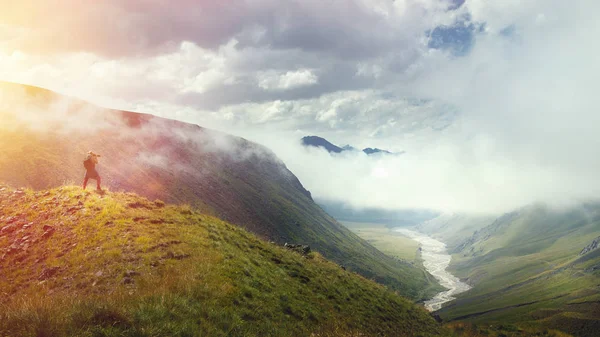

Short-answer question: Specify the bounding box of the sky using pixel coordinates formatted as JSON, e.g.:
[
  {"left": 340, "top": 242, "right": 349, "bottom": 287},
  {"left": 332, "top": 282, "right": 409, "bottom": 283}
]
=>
[{"left": 1, "top": 0, "right": 599, "bottom": 214}]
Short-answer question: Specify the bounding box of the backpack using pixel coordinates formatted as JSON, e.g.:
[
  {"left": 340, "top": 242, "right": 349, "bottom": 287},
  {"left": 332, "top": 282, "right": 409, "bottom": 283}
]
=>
[{"left": 83, "top": 157, "right": 94, "bottom": 170}]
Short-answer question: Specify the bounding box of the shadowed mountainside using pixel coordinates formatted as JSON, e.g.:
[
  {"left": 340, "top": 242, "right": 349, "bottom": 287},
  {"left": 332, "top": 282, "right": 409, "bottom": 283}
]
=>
[{"left": 0, "top": 81, "right": 440, "bottom": 300}]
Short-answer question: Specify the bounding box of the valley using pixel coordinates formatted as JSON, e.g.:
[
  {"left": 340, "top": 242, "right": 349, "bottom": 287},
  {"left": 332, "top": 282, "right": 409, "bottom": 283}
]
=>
[
  {"left": 1, "top": 1, "right": 596, "bottom": 336},
  {"left": 419, "top": 209, "right": 600, "bottom": 337},
  {"left": 341, "top": 221, "right": 422, "bottom": 262},
  {"left": 342, "top": 209, "right": 600, "bottom": 336},
  {"left": 343, "top": 222, "right": 471, "bottom": 311},
  {"left": 395, "top": 229, "right": 471, "bottom": 312}
]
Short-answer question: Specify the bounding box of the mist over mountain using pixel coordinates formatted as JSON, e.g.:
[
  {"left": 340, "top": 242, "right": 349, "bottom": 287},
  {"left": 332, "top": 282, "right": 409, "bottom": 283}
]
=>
[
  {"left": 318, "top": 198, "right": 437, "bottom": 226},
  {"left": 301, "top": 136, "right": 344, "bottom": 154},
  {"left": 3, "top": 1, "right": 600, "bottom": 217},
  {"left": 0, "top": 81, "right": 439, "bottom": 300},
  {"left": 2, "top": 0, "right": 600, "bottom": 335},
  {"left": 301, "top": 135, "right": 401, "bottom": 156}
]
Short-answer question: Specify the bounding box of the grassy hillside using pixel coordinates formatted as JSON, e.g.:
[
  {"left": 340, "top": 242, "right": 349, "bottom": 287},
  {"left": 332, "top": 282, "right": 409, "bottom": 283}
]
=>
[
  {"left": 342, "top": 221, "right": 422, "bottom": 262},
  {"left": 0, "top": 81, "right": 440, "bottom": 301},
  {"left": 0, "top": 184, "right": 445, "bottom": 337},
  {"left": 435, "top": 205, "right": 600, "bottom": 337},
  {"left": 415, "top": 214, "right": 497, "bottom": 251}
]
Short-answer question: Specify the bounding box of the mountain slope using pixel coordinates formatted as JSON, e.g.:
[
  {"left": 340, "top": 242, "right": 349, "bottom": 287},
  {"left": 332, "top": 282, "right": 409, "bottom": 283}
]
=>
[
  {"left": 415, "top": 213, "right": 497, "bottom": 250},
  {"left": 0, "top": 81, "right": 439, "bottom": 300},
  {"left": 301, "top": 136, "right": 344, "bottom": 153},
  {"left": 435, "top": 205, "right": 600, "bottom": 336},
  {"left": 363, "top": 147, "right": 394, "bottom": 155},
  {"left": 0, "top": 184, "right": 445, "bottom": 336}
]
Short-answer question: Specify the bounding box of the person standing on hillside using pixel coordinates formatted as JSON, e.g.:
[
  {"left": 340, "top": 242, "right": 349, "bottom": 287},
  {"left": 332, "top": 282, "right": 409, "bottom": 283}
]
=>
[{"left": 83, "top": 151, "right": 102, "bottom": 191}]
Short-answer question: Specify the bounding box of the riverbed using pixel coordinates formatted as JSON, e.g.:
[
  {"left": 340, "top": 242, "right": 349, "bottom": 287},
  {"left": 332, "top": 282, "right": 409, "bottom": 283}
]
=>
[{"left": 395, "top": 228, "right": 471, "bottom": 311}]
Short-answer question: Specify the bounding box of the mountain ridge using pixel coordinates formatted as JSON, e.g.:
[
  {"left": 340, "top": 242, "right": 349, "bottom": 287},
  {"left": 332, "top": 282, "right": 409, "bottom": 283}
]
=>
[
  {"left": 301, "top": 135, "right": 402, "bottom": 156},
  {"left": 0, "top": 81, "right": 439, "bottom": 300}
]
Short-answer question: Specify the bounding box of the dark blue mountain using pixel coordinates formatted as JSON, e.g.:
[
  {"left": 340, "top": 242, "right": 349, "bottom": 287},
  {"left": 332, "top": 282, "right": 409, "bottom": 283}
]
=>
[
  {"left": 302, "top": 136, "right": 401, "bottom": 156},
  {"left": 363, "top": 147, "right": 394, "bottom": 155},
  {"left": 301, "top": 136, "right": 343, "bottom": 153}
]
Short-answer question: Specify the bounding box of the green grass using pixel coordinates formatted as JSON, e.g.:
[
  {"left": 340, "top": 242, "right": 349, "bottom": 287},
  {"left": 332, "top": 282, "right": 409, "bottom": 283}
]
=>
[
  {"left": 0, "top": 81, "right": 442, "bottom": 301},
  {"left": 444, "top": 321, "right": 571, "bottom": 337},
  {"left": 434, "top": 205, "right": 600, "bottom": 337},
  {"left": 341, "top": 221, "right": 420, "bottom": 262},
  {"left": 0, "top": 184, "right": 445, "bottom": 337}
]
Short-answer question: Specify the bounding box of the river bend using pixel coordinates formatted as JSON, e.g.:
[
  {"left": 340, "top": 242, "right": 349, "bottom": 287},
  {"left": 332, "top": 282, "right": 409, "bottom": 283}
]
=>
[{"left": 395, "top": 229, "right": 471, "bottom": 311}]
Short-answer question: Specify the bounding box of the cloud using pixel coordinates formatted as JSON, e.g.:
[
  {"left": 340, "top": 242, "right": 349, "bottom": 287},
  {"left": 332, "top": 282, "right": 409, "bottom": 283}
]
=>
[
  {"left": 0, "top": 0, "right": 455, "bottom": 108},
  {"left": 0, "top": 0, "right": 245, "bottom": 57},
  {"left": 189, "top": 0, "right": 600, "bottom": 215},
  {"left": 208, "top": 91, "right": 456, "bottom": 148},
  {"left": 0, "top": 0, "right": 446, "bottom": 58},
  {"left": 322, "top": 1, "right": 600, "bottom": 213},
  {"left": 258, "top": 69, "right": 318, "bottom": 91},
  {"left": 2, "top": 0, "right": 599, "bottom": 216},
  {"left": 0, "top": 83, "right": 281, "bottom": 183},
  {"left": 0, "top": 82, "right": 121, "bottom": 133}
]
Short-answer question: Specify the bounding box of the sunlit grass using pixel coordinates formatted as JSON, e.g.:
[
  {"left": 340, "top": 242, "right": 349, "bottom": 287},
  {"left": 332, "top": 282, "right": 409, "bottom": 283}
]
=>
[
  {"left": 0, "top": 185, "right": 444, "bottom": 336},
  {"left": 0, "top": 114, "right": 444, "bottom": 302},
  {"left": 342, "top": 221, "right": 421, "bottom": 261}
]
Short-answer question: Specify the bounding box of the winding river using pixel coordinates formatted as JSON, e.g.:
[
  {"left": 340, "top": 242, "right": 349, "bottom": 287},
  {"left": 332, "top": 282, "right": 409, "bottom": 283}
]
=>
[{"left": 395, "top": 228, "right": 471, "bottom": 311}]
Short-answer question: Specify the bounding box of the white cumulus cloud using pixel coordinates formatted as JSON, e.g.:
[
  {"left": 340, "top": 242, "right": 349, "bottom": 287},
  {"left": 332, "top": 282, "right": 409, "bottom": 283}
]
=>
[{"left": 258, "top": 69, "right": 318, "bottom": 91}]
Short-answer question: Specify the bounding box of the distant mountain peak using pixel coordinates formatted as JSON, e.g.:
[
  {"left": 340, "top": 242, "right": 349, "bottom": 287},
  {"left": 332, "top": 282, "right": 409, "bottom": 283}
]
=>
[
  {"left": 301, "top": 136, "right": 343, "bottom": 153},
  {"left": 301, "top": 135, "right": 401, "bottom": 156},
  {"left": 363, "top": 147, "right": 393, "bottom": 155}
]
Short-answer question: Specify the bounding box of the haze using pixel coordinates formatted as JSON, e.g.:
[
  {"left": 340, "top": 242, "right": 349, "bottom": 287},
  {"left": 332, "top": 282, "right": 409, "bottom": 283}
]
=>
[{"left": 1, "top": 0, "right": 598, "bottom": 214}]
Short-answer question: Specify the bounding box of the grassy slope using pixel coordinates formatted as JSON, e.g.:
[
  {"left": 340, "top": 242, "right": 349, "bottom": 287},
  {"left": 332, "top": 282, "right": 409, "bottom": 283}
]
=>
[
  {"left": 342, "top": 221, "right": 421, "bottom": 261},
  {"left": 0, "top": 81, "right": 439, "bottom": 301},
  {"left": 435, "top": 205, "right": 600, "bottom": 337},
  {"left": 0, "top": 184, "right": 445, "bottom": 337},
  {"left": 415, "top": 214, "right": 497, "bottom": 251},
  {"left": 341, "top": 221, "right": 444, "bottom": 302}
]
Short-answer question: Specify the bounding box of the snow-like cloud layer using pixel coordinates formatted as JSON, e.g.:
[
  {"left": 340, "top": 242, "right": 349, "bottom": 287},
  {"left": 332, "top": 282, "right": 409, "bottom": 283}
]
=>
[{"left": 1, "top": 0, "right": 599, "bottom": 214}]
